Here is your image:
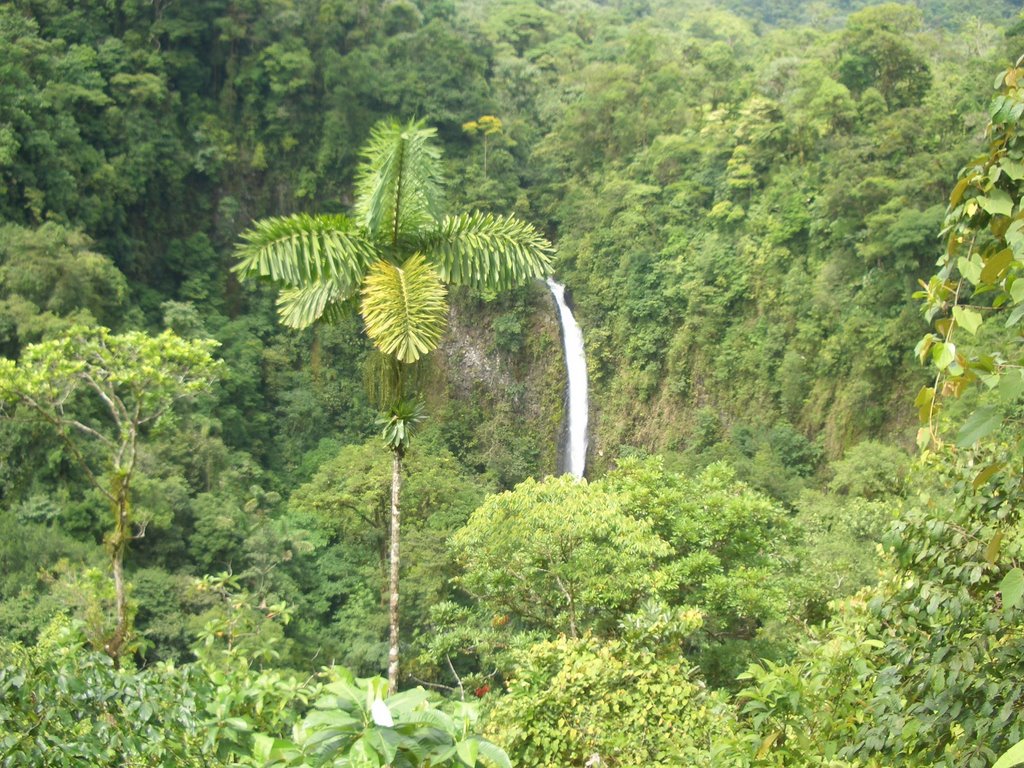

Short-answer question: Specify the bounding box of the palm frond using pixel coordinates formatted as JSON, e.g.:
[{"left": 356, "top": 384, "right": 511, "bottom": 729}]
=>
[
  {"left": 355, "top": 120, "right": 444, "bottom": 248},
  {"left": 276, "top": 281, "right": 357, "bottom": 329},
  {"left": 360, "top": 253, "right": 448, "bottom": 364},
  {"left": 423, "top": 212, "right": 554, "bottom": 291},
  {"left": 233, "top": 213, "right": 376, "bottom": 296}
]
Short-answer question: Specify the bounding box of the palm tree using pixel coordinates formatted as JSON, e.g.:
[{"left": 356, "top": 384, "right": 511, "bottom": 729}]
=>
[{"left": 233, "top": 119, "right": 553, "bottom": 691}]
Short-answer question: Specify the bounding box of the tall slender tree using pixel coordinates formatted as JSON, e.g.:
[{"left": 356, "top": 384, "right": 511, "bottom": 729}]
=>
[
  {"left": 0, "top": 327, "right": 221, "bottom": 661},
  {"left": 233, "top": 119, "right": 553, "bottom": 691}
]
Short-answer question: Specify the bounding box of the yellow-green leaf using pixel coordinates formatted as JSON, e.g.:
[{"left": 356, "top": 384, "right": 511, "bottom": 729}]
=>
[
  {"left": 981, "top": 247, "right": 1014, "bottom": 284},
  {"left": 915, "top": 386, "right": 935, "bottom": 423},
  {"left": 360, "top": 253, "right": 448, "bottom": 363},
  {"left": 932, "top": 342, "right": 956, "bottom": 371},
  {"left": 756, "top": 731, "right": 780, "bottom": 759},
  {"left": 985, "top": 530, "right": 1005, "bottom": 563},
  {"left": 979, "top": 189, "right": 1014, "bottom": 217},
  {"left": 949, "top": 177, "right": 971, "bottom": 207},
  {"left": 994, "top": 738, "right": 1024, "bottom": 768},
  {"left": 952, "top": 306, "right": 983, "bottom": 335},
  {"left": 974, "top": 462, "right": 1005, "bottom": 490}
]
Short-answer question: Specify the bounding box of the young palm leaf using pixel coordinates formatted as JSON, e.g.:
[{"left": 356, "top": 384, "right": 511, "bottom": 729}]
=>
[
  {"left": 375, "top": 396, "right": 427, "bottom": 454},
  {"left": 355, "top": 120, "right": 443, "bottom": 250},
  {"left": 360, "top": 254, "right": 448, "bottom": 364}
]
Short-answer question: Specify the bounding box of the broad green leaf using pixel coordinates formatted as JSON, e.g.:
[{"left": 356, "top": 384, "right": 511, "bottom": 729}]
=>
[
  {"left": 305, "top": 726, "right": 354, "bottom": 750},
  {"left": 955, "top": 405, "right": 1001, "bottom": 447},
  {"left": 305, "top": 709, "right": 360, "bottom": 729},
  {"left": 1007, "top": 219, "right": 1024, "bottom": 254},
  {"left": 957, "top": 256, "right": 982, "bottom": 285},
  {"left": 404, "top": 708, "right": 458, "bottom": 734},
  {"left": 349, "top": 738, "right": 382, "bottom": 768},
  {"left": 225, "top": 717, "right": 251, "bottom": 732},
  {"left": 456, "top": 738, "right": 480, "bottom": 766},
  {"left": 998, "top": 369, "right": 1024, "bottom": 402},
  {"left": 914, "top": 386, "right": 934, "bottom": 423},
  {"left": 1001, "top": 157, "right": 1024, "bottom": 180},
  {"left": 952, "top": 306, "right": 983, "bottom": 335},
  {"left": 915, "top": 335, "right": 936, "bottom": 364},
  {"left": 757, "top": 731, "right": 780, "bottom": 759},
  {"left": 932, "top": 342, "right": 956, "bottom": 371},
  {"left": 979, "top": 189, "right": 1014, "bottom": 217},
  {"left": 252, "top": 734, "right": 274, "bottom": 762},
  {"left": 365, "top": 726, "right": 399, "bottom": 764},
  {"left": 991, "top": 94, "right": 1008, "bottom": 117},
  {"left": 993, "top": 95, "right": 1018, "bottom": 123},
  {"left": 901, "top": 719, "right": 921, "bottom": 741},
  {"left": 949, "top": 177, "right": 971, "bottom": 207},
  {"left": 475, "top": 740, "right": 513, "bottom": 768},
  {"left": 383, "top": 687, "right": 430, "bottom": 715},
  {"left": 1011, "top": 278, "right": 1024, "bottom": 304},
  {"left": 994, "top": 738, "right": 1024, "bottom": 768},
  {"left": 1006, "top": 304, "right": 1024, "bottom": 328},
  {"left": 1000, "top": 568, "right": 1024, "bottom": 611}
]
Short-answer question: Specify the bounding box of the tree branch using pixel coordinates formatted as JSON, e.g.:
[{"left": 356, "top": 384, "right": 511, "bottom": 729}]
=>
[{"left": 67, "top": 419, "right": 115, "bottom": 448}]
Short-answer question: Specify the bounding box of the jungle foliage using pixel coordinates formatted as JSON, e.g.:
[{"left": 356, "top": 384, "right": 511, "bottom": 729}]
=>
[{"left": 1, "top": 0, "right": 1024, "bottom": 765}]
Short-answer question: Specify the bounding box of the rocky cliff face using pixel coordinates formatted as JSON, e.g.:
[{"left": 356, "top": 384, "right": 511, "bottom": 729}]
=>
[{"left": 430, "top": 283, "right": 567, "bottom": 488}]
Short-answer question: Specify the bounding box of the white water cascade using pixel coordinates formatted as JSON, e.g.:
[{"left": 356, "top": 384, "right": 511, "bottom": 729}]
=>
[{"left": 546, "top": 277, "right": 589, "bottom": 478}]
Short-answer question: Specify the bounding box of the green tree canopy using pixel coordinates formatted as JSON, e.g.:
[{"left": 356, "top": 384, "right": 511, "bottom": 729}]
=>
[
  {"left": 0, "top": 326, "right": 221, "bottom": 658},
  {"left": 452, "top": 474, "right": 673, "bottom": 637}
]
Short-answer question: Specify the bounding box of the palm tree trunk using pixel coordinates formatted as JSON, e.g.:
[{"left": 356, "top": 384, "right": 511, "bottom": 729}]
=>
[{"left": 387, "top": 448, "right": 402, "bottom": 693}]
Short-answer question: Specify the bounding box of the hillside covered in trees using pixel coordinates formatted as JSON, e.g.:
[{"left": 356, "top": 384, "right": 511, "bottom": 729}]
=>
[{"left": 2, "top": 0, "right": 1024, "bottom": 766}]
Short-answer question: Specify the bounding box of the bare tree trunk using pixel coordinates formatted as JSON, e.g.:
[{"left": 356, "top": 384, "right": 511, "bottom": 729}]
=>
[
  {"left": 105, "top": 495, "right": 130, "bottom": 663},
  {"left": 387, "top": 449, "right": 402, "bottom": 693},
  {"left": 554, "top": 574, "right": 578, "bottom": 638}
]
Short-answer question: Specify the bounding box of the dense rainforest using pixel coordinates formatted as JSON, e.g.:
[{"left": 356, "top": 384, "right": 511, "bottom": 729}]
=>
[{"left": 2, "top": 0, "right": 1024, "bottom": 765}]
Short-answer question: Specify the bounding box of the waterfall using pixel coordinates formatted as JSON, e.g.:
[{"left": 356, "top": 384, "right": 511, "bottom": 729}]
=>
[{"left": 546, "top": 277, "right": 589, "bottom": 478}]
